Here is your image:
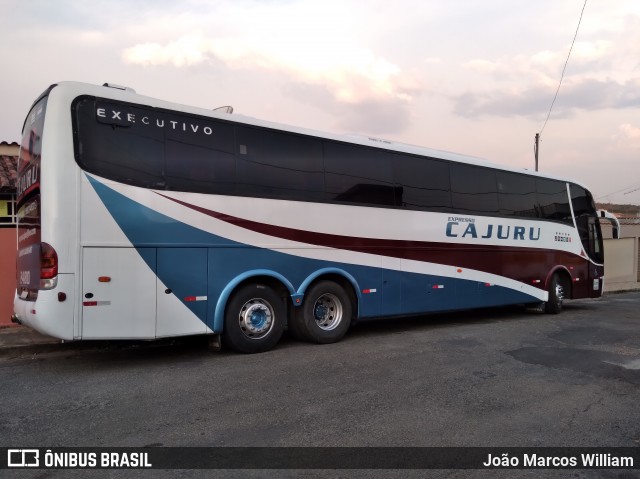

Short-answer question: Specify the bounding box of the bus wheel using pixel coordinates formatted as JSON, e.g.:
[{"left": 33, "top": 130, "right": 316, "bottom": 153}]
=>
[
  {"left": 544, "top": 274, "right": 565, "bottom": 314},
  {"left": 223, "top": 284, "right": 285, "bottom": 353},
  {"left": 294, "top": 281, "right": 352, "bottom": 344}
]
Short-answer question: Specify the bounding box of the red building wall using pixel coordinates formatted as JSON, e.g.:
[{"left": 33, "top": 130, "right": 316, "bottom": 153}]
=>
[
  {"left": 0, "top": 145, "right": 19, "bottom": 326},
  {"left": 0, "top": 228, "right": 16, "bottom": 326}
]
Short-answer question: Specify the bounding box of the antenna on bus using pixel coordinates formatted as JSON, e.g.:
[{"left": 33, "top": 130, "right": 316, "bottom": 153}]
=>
[
  {"left": 214, "top": 106, "right": 234, "bottom": 114},
  {"left": 102, "top": 83, "right": 136, "bottom": 93}
]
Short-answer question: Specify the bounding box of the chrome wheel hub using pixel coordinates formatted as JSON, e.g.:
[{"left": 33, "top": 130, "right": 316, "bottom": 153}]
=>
[
  {"left": 239, "top": 299, "right": 274, "bottom": 339},
  {"left": 555, "top": 283, "right": 564, "bottom": 303},
  {"left": 313, "top": 293, "right": 343, "bottom": 331}
]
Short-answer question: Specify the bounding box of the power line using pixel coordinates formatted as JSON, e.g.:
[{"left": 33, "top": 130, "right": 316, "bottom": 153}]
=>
[
  {"left": 539, "top": 0, "right": 588, "bottom": 137},
  {"left": 597, "top": 183, "right": 640, "bottom": 200},
  {"left": 535, "top": 0, "right": 588, "bottom": 171},
  {"left": 596, "top": 184, "right": 640, "bottom": 200}
]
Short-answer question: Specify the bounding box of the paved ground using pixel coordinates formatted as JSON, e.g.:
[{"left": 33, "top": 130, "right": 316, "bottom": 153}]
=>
[
  {"left": 1, "top": 287, "right": 638, "bottom": 356},
  {"left": 1, "top": 291, "right": 640, "bottom": 478},
  {"left": 0, "top": 325, "right": 60, "bottom": 351}
]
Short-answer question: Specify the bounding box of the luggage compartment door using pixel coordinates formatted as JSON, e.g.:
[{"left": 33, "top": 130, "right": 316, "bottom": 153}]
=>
[
  {"left": 81, "top": 247, "right": 157, "bottom": 339},
  {"left": 156, "top": 248, "right": 208, "bottom": 337}
]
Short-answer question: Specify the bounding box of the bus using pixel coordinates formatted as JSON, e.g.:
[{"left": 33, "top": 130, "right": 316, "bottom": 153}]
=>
[{"left": 13, "top": 81, "right": 607, "bottom": 353}]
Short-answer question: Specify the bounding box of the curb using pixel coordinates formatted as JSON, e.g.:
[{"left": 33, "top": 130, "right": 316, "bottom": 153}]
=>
[
  {"left": 0, "top": 326, "right": 66, "bottom": 357},
  {"left": 0, "top": 326, "right": 216, "bottom": 358}
]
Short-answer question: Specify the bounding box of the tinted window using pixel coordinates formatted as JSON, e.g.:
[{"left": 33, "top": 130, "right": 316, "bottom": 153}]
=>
[
  {"left": 536, "top": 179, "right": 571, "bottom": 223},
  {"left": 76, "top": 96, "right": 591, "bottom": 223},
  {"left": 497, "top": 171, "right": 538, "bottom": 218},
  {"left": 236, "top": 126, "right": 324, "bottom": 201},
  {"left": 450, "top": 164, "right": 499, "bottom": 215},
  {"left": 324, "top": 142, "right": 396, "bottom": 206},
  {"left": 588, "top": 218, "right": 604, "bottom": 263},
  {"left": 569, "top": 184, "right": 595, "bottom": 217},
  {"left": 570, "top": 184, "right": 598, "bottom": 256},
  {"left": 165, "top": 140, "right": 236, "bottom": 194},
  {"left": 74, "top": 98, "right": 164, "bottom": 188},
  {"left": 394, "top": 155, "right": 451, "bottom": 211},
  {"left": 164, "top": 114, "right": 236, "bottom": 194}
]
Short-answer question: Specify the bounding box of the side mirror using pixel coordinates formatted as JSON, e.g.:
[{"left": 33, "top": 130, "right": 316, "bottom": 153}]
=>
[{"left": 598, "top": 210, "right": 621, "bottom": 239}]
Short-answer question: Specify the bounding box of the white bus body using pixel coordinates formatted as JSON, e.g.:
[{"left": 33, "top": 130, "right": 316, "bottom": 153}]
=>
[{"left": 13, "top": 82, "right": 605, "bottom": 353}]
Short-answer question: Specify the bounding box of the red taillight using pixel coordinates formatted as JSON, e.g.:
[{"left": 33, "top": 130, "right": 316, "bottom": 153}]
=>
[{"left": 40, "top": 242, "right": 58, "bottom": 280}]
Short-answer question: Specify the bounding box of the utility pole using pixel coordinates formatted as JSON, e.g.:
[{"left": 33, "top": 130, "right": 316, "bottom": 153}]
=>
[{"left": 534, "top": 133, "right": 540, "bottom": 172}]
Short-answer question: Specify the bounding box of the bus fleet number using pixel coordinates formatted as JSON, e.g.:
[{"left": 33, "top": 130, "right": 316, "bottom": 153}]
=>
[{"left": 19, "top": 270, "right": 31, "bottom": 285}]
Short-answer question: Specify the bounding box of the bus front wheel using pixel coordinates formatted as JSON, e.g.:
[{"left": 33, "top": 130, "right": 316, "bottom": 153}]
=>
[
  {"left": 223, "top": 284, "right": 286, "bottom": 353},
  {"left": 292, "top": 281, "right": 352, "bottom": 344},
  {"left": 544, "top": 274, "right": 565, "bottom": 314}
]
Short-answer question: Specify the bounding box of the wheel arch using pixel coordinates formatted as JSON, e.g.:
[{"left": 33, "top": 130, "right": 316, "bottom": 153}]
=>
[
  {"left": 213, "top": 270, "right": 295, "bottom": 332},
  {"left": 545, "top": 266, "right": 573, "bottom": 299},
  {"left": 296, "top": 268, "right": 360, "bottom": 320}
]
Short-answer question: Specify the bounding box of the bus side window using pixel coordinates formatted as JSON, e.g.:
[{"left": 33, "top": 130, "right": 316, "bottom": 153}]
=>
[
  {"left": 165, "top": 140, "right": 236, "bottom": 195},
  {"left": 235, "top": 126, "right": 325, "bottom": 202},
  {"left": 323, "top": 142, "right": 396, "bottom": 207},
  {"left": 393, "top": 154, "right": 451, "bottom": 211},
  {"left": 450, "top": 164, "right": 499, "bottom": 215},
  {"left": 536, "top": 179, "right": 572, "bottom": 224},
  {"left": 496, "top": 171, "right": 537, "bottom": 218}
]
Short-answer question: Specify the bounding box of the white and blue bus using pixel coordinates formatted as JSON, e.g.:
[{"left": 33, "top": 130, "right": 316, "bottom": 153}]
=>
[{"left": 13, "top": 82, "right": 607, "bottom": 353}]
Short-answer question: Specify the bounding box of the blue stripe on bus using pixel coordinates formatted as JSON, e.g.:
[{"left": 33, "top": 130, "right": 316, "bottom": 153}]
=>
[{"left": 87, "top": 176, "right": 539, "bottom": 332}]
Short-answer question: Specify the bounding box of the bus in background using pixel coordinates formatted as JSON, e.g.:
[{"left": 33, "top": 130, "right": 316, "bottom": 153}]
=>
[{"left": 13, "top": 82, "right": 608, "bottom": 353}]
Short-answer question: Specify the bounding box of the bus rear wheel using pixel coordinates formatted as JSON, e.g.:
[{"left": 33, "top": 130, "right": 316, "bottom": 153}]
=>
[
  {"left": 292, "top": 281, "right": 352, "bottom": 344},
  {"left": 223, "top": 284, "right": 285, "bottom": 353},
  {"left": 544, "top": 274, "right": 565, "bottom": 314}
]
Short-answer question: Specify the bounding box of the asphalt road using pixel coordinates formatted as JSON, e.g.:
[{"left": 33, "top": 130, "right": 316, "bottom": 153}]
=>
[{"left": 1, "top": 292, "right": 639, "bottom": 479}]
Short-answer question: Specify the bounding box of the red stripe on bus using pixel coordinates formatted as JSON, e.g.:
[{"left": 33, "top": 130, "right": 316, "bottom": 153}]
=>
[{"left": 155, "top": 193, "right": 586, "bottom": 291}]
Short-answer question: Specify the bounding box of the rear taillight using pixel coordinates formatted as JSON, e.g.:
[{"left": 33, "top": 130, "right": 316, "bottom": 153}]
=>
[{"left": 40, "top": 242, "right": 58, "bottom": 289}]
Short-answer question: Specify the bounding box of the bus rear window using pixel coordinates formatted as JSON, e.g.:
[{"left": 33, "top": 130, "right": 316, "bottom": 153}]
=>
[{"left": 16, "top": 94, "right": 47, "bottom": 298}]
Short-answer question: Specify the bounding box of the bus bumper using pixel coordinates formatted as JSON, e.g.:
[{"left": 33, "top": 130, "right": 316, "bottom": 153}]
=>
[{"left": 13, "top": 274, "right": 76, "bottom": 340}]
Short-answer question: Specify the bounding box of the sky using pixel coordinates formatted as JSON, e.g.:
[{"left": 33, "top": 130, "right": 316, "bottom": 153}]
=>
[{"left": 1, "top": 0, "right": 639, "bottom": 206}]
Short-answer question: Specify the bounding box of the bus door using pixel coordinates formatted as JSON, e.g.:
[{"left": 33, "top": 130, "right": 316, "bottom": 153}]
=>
[{"left": 587, "top": 216, "right": 605, "bottom": 297}]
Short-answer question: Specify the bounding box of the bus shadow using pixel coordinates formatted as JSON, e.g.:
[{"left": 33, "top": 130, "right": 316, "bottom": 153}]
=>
[
  {"left": 274, "top": 304, "right": 547, "bottom": 352},
  {"left": 16, "top": 302, "right": 592, "bottom": 365}
]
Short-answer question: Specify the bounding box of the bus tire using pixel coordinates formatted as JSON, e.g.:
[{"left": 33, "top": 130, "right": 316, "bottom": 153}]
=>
[
  {"left": 294, "top": 281, "right": 352, "bottom": 344},
  {"left": 544, "top": 274, "right": 565, "bottom": 314},
  {"left": 223, "top": 284, "right": 285, "bottom": 353}
]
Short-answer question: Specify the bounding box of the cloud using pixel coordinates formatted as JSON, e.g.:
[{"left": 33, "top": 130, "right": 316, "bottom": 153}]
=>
[
  {"left": 121, "top": 0, "right": 424, "bottom": 106},
  {"left": 123, "top": 33, "right": 422, "bottom": 105},
  {"left": 453, "top": 78, "right": 640, "bottom": 119},
  {"left": 123, "top": 36, "right": 210, "bottom": 68},
  {"left": 616, "top": 123, "right": 640, "bottom": 148},
  {"left": 620, "top": 123, "right": 640, "bottom": 139},
  {"left": 454, "top": 15, "right": 640, "bottom": 120},
  {"left": 335, "top": 99, "right": 413, "bottom": 135},
  {"left": 465, "top": 53, "right": 561, "bottom": 84},
  {"left": 120, "top": 1, "right": 424, "bottom": 136},
  {"left": 464, "top": 39, "right": 615, "bottom": 86}
]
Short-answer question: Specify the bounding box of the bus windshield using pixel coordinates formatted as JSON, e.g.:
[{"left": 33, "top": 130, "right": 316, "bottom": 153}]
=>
[{"left": 570, "top": 184, "right": 603, "bottom": 264}]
